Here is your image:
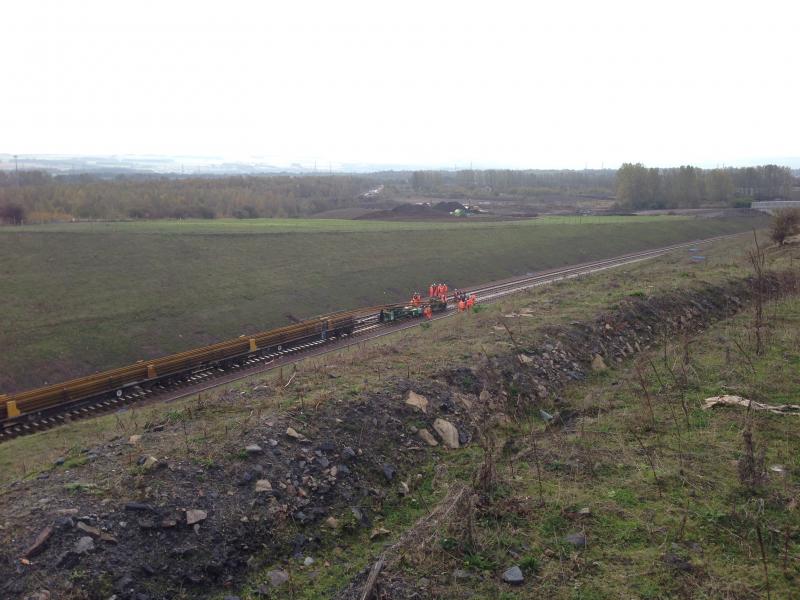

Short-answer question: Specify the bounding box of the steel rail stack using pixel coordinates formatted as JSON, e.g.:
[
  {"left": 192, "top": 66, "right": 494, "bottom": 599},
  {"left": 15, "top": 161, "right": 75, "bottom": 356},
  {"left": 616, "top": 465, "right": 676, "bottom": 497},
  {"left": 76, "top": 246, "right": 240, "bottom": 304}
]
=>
[{"left": 0, "top": 308, "right": 381, "bottom": 429}]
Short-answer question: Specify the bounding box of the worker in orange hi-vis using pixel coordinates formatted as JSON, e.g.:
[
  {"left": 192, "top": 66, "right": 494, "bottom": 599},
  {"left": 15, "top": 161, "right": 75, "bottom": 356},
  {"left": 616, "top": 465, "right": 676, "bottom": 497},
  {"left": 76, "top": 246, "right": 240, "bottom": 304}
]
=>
[
  {"left": 442, "top": 283, "right": 448, "bottom": 296},
  {"left": 424, "top": 305, "right": 432, "bottom": 319},
  {"left": 429, "top": 284, "right": 435, "bottom": 298},
  {"left": 458, "top": 299, "right": 466, "bottom": 312},
  {"left": 466, "top": 295, "right": 474, "bottom": 310}
]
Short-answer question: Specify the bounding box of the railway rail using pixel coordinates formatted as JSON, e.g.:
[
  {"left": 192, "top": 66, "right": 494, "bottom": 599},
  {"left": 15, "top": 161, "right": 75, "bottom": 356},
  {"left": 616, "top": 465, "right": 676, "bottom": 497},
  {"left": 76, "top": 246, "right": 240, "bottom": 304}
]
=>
[{"left": 0, "top": 234, "right": 732, "bottom": 442}]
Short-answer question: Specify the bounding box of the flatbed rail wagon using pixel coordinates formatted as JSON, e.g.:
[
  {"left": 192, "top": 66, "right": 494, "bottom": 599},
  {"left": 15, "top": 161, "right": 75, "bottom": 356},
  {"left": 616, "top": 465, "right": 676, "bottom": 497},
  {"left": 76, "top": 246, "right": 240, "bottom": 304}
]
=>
[{"left": 0, "top": 312, "right": 357, "bottom": 424}]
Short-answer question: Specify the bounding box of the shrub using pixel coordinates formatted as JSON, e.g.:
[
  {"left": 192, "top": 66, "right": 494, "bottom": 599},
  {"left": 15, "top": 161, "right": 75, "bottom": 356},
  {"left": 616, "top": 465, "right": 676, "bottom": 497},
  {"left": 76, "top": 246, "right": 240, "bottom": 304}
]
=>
[
  {"left": 0, "top": 202, "right": 26, "bottom": 224},
  {"left": 770, "top": 208, "right": 800, "bottom": 245}
]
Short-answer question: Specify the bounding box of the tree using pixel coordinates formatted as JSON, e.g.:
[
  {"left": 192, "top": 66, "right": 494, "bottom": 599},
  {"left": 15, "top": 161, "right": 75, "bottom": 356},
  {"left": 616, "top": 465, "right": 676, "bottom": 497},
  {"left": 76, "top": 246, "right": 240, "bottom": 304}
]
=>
[
  {"left": 706, "top": 169, "right": 734, "bottom": 204},
  {"left": 615, "top": 163, "right": 651, "bottom": 209},
  {"left": 770, "top": 208, "right": 800, "bottom": 245}
]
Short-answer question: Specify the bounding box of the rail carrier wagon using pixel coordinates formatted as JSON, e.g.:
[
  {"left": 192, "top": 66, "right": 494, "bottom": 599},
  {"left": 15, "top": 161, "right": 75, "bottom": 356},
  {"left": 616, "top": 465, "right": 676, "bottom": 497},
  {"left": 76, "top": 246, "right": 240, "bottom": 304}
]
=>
[{"left": 0, "top": 313, "right": 356, "bottom": 425}]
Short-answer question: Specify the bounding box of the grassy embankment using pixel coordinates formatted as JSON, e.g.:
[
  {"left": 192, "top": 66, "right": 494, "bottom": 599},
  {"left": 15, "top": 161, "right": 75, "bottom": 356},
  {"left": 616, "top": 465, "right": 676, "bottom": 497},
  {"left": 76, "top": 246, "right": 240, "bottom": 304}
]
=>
[
  {"left": 0, "top": 214, "right": 767, "bottom": 392},
  {"left": 1, "top": 232, "right": 797, "bottom": 599}
]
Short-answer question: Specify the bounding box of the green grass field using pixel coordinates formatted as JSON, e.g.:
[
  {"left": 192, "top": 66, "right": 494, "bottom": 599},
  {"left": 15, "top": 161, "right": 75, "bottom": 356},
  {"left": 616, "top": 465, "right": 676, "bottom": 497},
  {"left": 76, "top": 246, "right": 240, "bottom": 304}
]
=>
[{"left": 0, "top": 215, "right": 767, "bottom": 392}]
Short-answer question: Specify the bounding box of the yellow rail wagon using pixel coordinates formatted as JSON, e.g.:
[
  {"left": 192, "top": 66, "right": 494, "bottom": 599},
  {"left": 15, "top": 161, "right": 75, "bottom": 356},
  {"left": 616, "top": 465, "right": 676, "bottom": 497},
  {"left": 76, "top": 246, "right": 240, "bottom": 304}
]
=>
[{"left": 0, "top": 312, "right": 356, "bottom": 425}]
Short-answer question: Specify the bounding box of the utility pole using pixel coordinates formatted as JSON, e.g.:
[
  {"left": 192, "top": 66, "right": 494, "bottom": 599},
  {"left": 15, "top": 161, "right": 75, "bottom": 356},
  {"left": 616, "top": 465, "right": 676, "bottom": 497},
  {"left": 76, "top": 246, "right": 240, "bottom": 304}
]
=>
[{"left": 13, "top": 154, "right": 19, "bottom": 186}]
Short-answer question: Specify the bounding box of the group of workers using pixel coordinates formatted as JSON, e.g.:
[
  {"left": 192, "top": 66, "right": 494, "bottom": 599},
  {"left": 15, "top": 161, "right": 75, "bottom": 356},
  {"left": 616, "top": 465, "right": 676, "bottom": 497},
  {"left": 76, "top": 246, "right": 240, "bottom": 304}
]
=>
[
  {"left": 421, "top": 282, "right": 478, "bottom": 315},
  {"left": 454, "top": 290, "right": 477, "bottom": 312},
  {"left": 400, "top": 282, "right": 479, "bottom": 322},
  {"left": 429, "top": 282, "right": 449, "bottom": 299}
]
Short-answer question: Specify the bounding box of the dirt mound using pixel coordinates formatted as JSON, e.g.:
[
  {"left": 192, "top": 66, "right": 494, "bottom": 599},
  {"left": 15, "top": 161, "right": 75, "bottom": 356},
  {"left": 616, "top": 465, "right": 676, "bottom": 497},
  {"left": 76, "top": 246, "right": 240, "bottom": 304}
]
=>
[
  {"left": 0, "top": 379, "right": 476, "bottom": 599},
  {"left": 355, "top": 203, "right": 462, "bottom": 221},
  {"left": 432, "top": 201, "right": 467, "bottom": 213},
  {"left": 484, "top": 273, "right": 794, "bottom": 421}
]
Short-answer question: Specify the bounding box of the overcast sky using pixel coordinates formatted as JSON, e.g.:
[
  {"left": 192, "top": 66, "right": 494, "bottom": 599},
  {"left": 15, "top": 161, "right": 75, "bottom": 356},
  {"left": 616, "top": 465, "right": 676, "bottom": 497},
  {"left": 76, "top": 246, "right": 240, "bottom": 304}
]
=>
[{"left": 2, "top": 0, "right": 798, "bottom": 169}]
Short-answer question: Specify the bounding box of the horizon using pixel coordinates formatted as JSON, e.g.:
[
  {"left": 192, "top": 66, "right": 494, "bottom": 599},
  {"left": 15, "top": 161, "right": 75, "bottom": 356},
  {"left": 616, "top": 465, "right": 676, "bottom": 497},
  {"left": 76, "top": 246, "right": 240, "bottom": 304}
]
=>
[{"left": 2, "top": 152, "right": 799, "bottom": 176}]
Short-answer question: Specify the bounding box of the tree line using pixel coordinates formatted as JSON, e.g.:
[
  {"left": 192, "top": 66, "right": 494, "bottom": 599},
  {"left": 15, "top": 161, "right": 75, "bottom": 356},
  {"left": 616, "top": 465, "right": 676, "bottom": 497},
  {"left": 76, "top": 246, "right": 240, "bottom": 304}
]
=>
[
  {"left": 0, "top": 164, "right": 796, "bottom": 224},
  {"left": 615, "top": 163, "right": 794, "bottom": 209},
  {"left": 0, "top": 173, "right": 371, "bottom": 223},
  {"left": 409, "top": 164, "right": 796, "bottom": 208}
]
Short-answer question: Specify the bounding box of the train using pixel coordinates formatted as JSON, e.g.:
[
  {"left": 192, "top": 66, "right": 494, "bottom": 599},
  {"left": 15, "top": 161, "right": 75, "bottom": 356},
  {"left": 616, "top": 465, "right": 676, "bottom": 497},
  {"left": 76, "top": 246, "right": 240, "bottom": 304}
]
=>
[
  {"left": 0, "top": 288, "right": 456, "bottom": 430},
  {"left": 0, "top": 312, "right": 357, "bottom": 425}
]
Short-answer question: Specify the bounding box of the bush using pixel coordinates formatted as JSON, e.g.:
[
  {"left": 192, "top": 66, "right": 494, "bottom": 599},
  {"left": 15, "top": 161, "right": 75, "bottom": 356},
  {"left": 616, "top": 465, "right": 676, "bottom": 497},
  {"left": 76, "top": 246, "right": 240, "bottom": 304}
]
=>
[
  {"left": 770, "top": 208, "right": 800, "bottom": 245},
  {"left": 0, "top": 203, "right": 26, "bottom": 224}
]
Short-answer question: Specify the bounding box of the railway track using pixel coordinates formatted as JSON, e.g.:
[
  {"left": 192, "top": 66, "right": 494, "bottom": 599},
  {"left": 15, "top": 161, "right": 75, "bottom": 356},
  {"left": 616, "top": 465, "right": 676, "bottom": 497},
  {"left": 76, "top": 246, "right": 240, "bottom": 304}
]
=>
[{"left": 0, "top": 234, "right": 732, "bottom": 442}]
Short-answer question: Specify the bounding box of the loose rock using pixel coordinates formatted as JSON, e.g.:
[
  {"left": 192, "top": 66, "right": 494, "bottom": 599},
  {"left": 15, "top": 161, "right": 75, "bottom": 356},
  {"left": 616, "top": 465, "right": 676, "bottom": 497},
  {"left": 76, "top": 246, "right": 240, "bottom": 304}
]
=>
[
  {"left": 564, "top": 532, "right": 587, "bottom": 547},
  {"left": 185, "top": 509, "right": 208, "bottom": 525},
  {"left": 267, "top": 569, "right": 289, "bottom": 587},
  {"left": 591, "top": 355, "right": 608, "bottom": 371},
  {"left": 54, "top": 516, "right": 74, "bottom": 531},
  {"left": 74, "top": 536, "right": 95, "bottom": 554},
  {"left": 245, "top": 444, "right": 263, "bottom": 455},
  {"left": 418, "top": 428, "right": 439, "bottom": 447},
  {"left": 433, "top": 418, "right": 460, "bottom": 449},
  {"left": 502, "top": 565, "right": 524, "bottom": 585},
  {"left": 254, "top": 479, "right": 272, "bottom": 493},
  {"left": 76, "top": 522, "right": 102, "bottom": 537},
  {"left": 382, "top": 464, "right": 397, "bottom": 481},
  {"left": 21, "top": 525, "right": 54, "bottom": 559},
  {"left": 503, "top": 566, "right": 525, "bottom": 585},
  {"left": 404, "top": 391, "right": 429, "bottom": 413},
  {"left": 662, "top": 552, "right": 693, "bottom": 572}
]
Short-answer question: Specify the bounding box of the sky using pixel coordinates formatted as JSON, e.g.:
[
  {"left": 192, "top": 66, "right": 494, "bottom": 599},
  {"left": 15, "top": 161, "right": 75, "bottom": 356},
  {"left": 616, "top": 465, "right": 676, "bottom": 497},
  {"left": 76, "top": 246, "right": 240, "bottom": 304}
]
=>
[{"left": 2, "top": 0, "right": 798, "bottom": 170}]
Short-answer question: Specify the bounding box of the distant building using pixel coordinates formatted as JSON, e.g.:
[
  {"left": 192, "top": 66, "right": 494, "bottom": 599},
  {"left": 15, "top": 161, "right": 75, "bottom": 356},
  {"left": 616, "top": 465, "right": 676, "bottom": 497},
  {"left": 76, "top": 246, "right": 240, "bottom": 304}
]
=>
[{"left": 750, "top": 200, "right": 800, "bottom": 214}]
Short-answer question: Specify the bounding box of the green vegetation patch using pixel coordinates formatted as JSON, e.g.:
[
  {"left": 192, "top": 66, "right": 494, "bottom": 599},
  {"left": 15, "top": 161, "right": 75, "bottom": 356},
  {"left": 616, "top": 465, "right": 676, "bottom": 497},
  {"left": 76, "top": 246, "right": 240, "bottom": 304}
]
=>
[{"left": 0, "top": 215, "right": 766, "bottom": 391}]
